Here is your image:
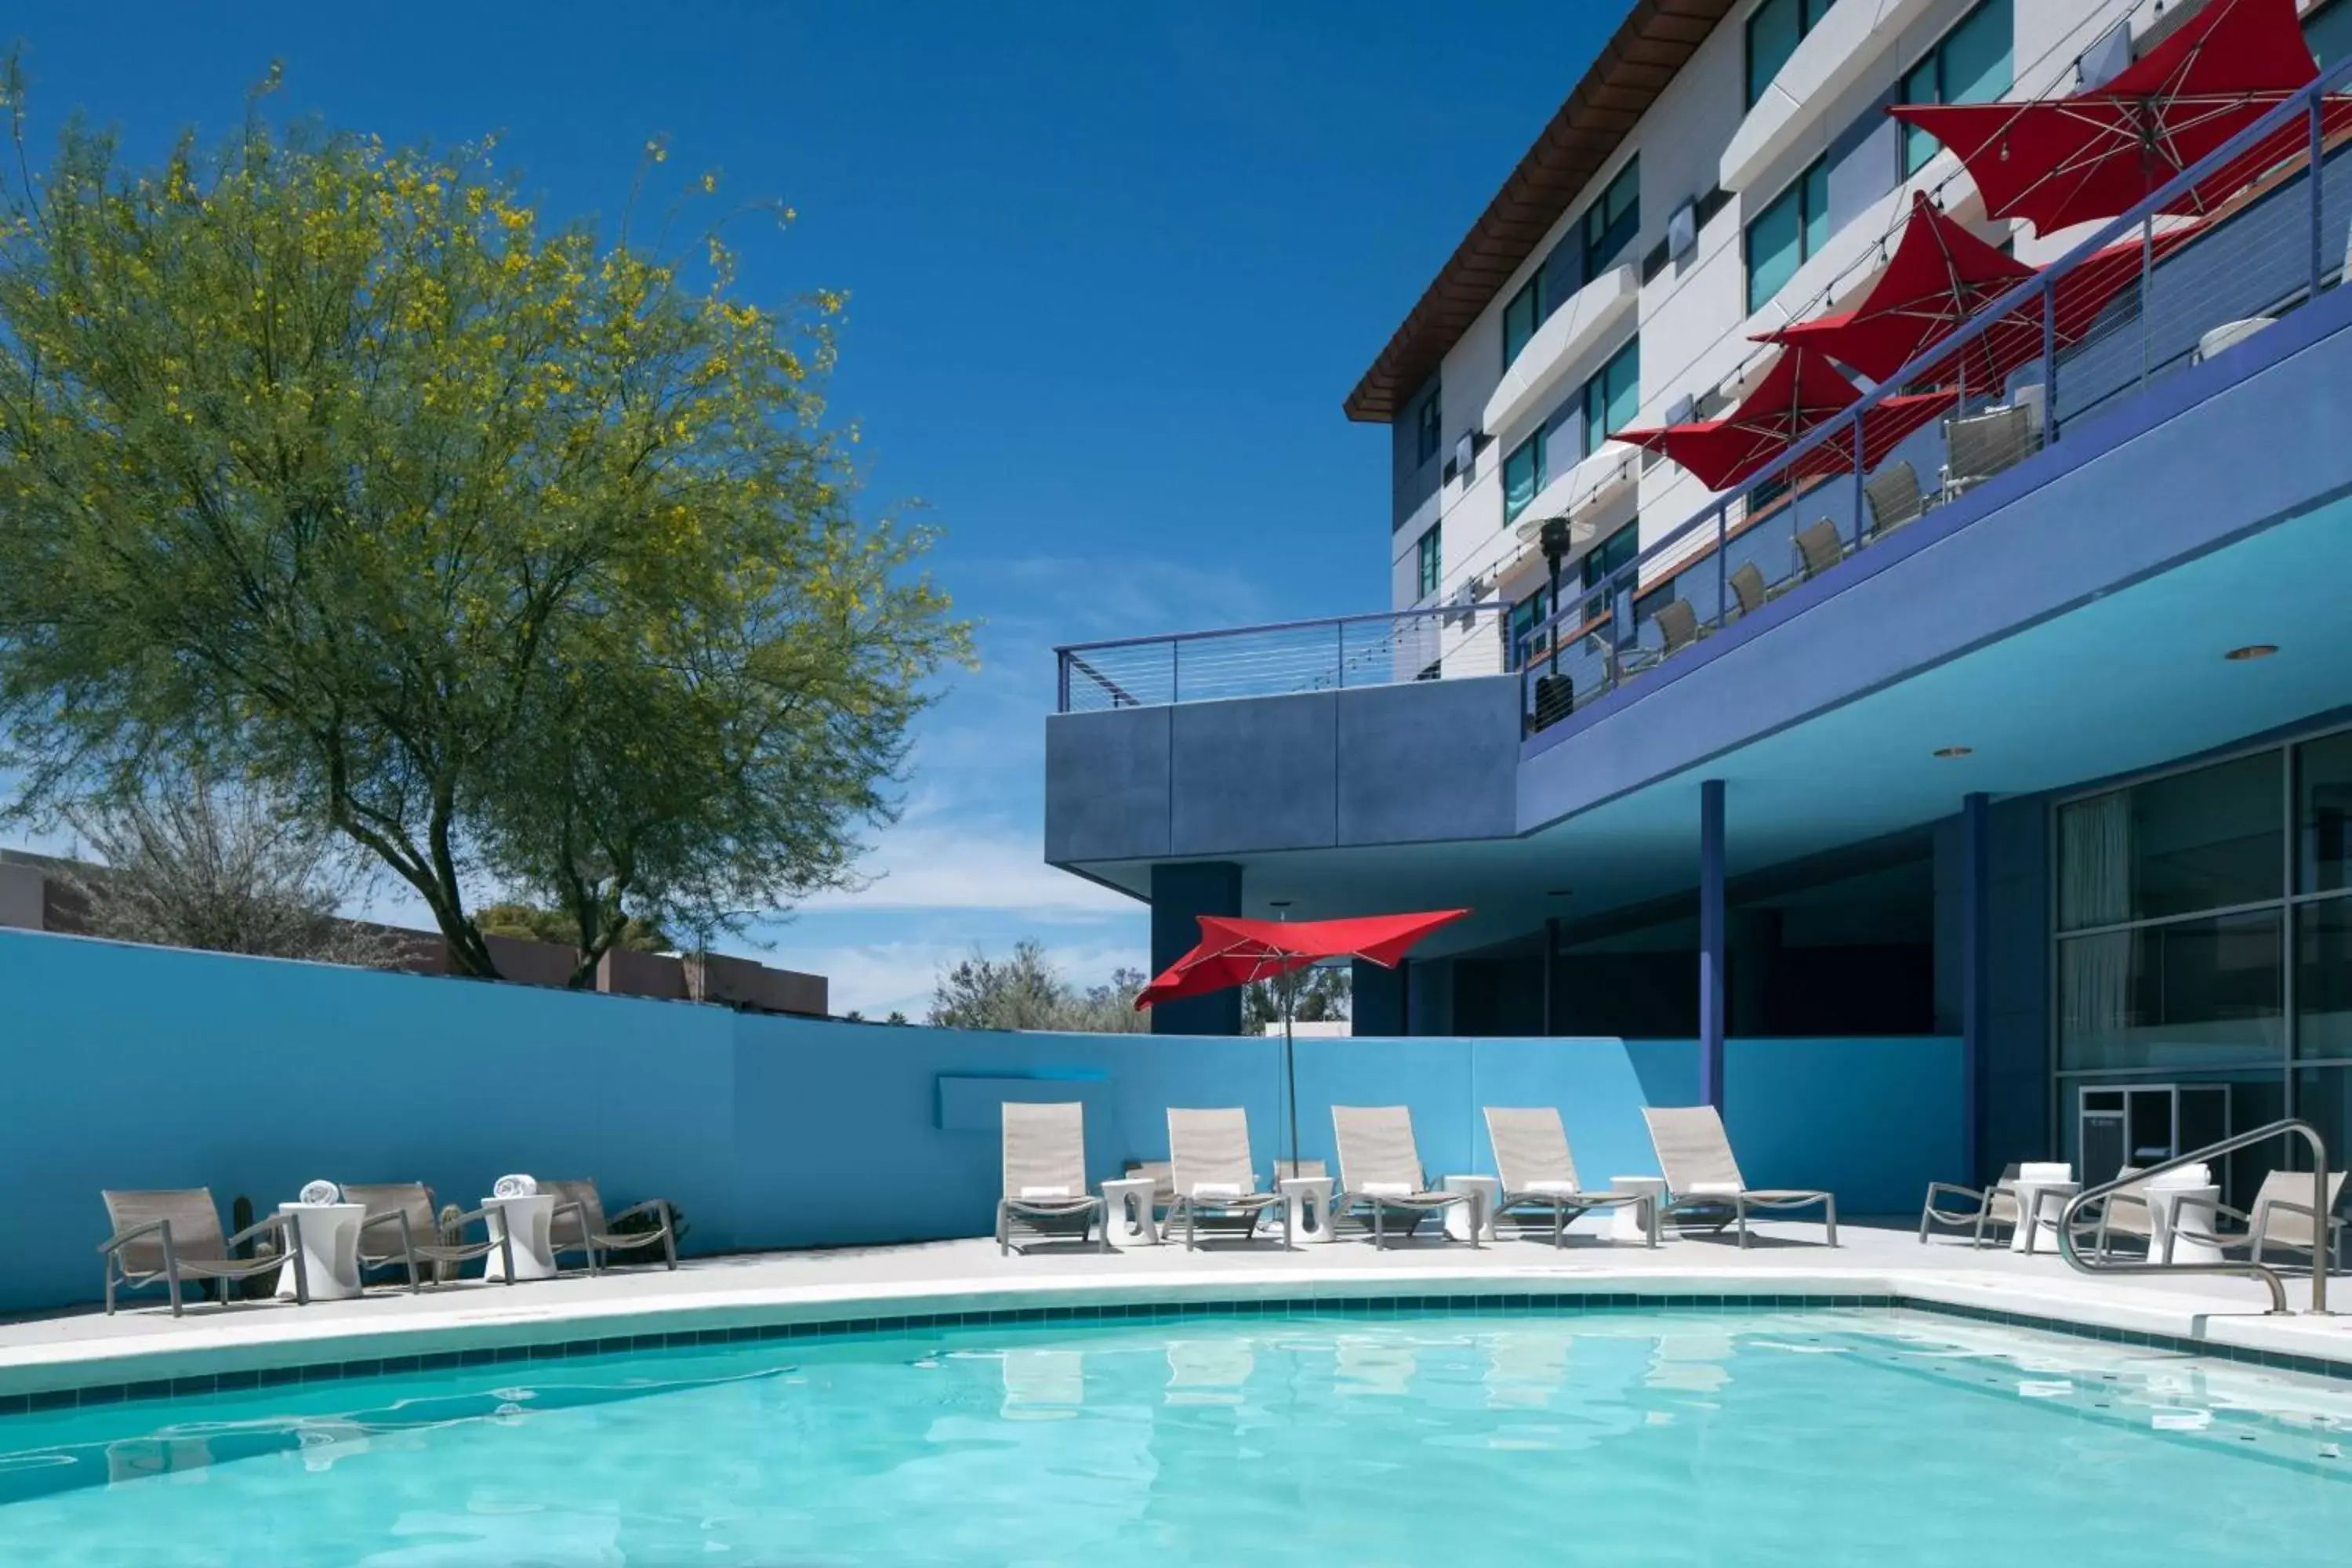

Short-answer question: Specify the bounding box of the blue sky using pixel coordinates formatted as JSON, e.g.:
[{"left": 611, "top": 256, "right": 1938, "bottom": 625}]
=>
[{"left": 2, "top": 2, "right": 1624, "bottom": 1015}]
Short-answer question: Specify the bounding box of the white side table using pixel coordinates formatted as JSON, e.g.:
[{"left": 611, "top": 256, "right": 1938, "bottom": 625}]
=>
[
  {"left": 481, "top": 1193, "right": 560, "bottom": 1280},
  {"left": 2013, "top": 1180, "right": 2079, "bottom": 1254},
  {"left": 2147, "top": 1184, "right": 2224, "bottom": 1265},
  {"left": 1102, "top": 1177, "right": 1160, "bottom": 1247},
  {"left": 1443, "top": 1175, "right": 1500, "bottom": 1241},
  {"left": 1279, "top": 1175, "right": 1336, "bottom": 1246},
  {"left": 1610, "top": 1176, "right": 1668, "bottom": 1242},
  {"left": 275, "top": 1203, "right": 366, "bottom": 1300}
]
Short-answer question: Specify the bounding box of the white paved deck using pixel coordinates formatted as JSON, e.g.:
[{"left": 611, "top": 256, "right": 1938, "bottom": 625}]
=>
[{"left": 5, "top": 1220, "right": 2348, "bottom": 1397}]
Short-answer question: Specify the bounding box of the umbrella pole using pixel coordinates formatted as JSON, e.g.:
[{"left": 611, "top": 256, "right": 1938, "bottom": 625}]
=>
[{"left": 1284, "top": 992, "right": 1301, "bottom": 1182}]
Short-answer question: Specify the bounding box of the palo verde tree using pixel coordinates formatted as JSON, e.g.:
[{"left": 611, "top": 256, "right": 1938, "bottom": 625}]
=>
[{"left": 0, "top": 65, "right": 970, "bottom": 981}]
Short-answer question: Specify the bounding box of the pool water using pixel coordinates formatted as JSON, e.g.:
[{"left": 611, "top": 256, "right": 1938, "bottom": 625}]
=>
[{"left": 3, "top": 1308, "right": 2350, "bottom": 1565}]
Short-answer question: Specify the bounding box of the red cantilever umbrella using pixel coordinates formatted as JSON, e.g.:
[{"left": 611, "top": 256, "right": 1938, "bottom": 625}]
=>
[
  {"left": 1615, "top": 346, "right": 1859, "bottom": 492},
  {"left": 1138, "top": 908, "right": 1470, "bottom": 1171},
  {"left": 1886, "top": 0, "right": 2343, "bottom": 234}
]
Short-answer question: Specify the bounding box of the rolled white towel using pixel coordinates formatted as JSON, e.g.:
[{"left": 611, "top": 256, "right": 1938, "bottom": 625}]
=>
[
  {"left": 1526, "top": 1179, "right": 1580, "bottom": 1196},
  {"left": 297, "top": 1179, "right": 341, "bottom": 1207},
  {"left": 1362, "top": 1181, "right": 1413, "bottom": 1198},
  {"left": 1190, "top": 1181, "right": 1243, "bottom": 1200},
  {"left": 1687, "top": 1181, "right": 1744, "bottom": 1196},
  {"left": 1018, "top": 1185, "right": 1072, "bottom": 1200},
  {"left": 492, "top": 1174, "right": 539, "bottom": 1200}
]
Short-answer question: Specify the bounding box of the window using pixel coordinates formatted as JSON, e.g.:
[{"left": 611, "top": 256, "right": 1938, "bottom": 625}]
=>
[
  {"left": 1581, "top": 521, "right": 1639, "bottom": 592},
  {"left": 1503, "top": 433, "right": 1547, "bottom": 524},
  {"left": 1583, "top": 157, "right": 1641, "bottom": 277},
  {"left": 1900, "top": 0, "right": 2013, "bottom": 177},
  {"left": 1746, "top": 0, "right": 1837, "bottom": 109},
  {"left": 1503, "top": 276, "right": 1544, "bottom": 368},
  {"left": 1414, "top": 524, "right": 1443, "bottom": 599},
  {"left": 1580, "top": 335, "right": 1641, "bottom": 459},
  {"left": 1508, "top": 586, "right": 1552, "bottom": 670},
  {"left": 2056, "top": 752, "right": 2284, "bottom": 931},
  {"left": 1745, "top": 156, "right": 1830, "bottom": 314},
  {"left": 1415, "top": 383, "right": 1444, "bottom": 466}
]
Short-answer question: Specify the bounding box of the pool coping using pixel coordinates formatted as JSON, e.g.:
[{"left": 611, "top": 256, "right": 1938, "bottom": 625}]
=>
[{"left": 6, "top": 1260, "right": 2352, "bottom": 1415}]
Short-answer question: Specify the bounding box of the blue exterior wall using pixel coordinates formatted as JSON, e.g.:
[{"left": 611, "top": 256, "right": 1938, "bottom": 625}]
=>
[{"left": 0, "top": 929, "right": 1963, "bottom": 1312}]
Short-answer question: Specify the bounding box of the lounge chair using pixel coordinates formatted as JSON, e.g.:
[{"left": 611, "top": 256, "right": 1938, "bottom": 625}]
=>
[
  {"left": 1941, "top": 404, "right": 2032, "bottom": 496},
  {"left": 1332, "top": 1105, "right": 1475, "bottom": 1249},
  {"left": 1727, "top": 562, "right": 1767, "bottom": 620},
  {"left": 1918, "top": 1163, "right": 2021, "bottom": 1247},
  {"left": 1164, "top": 1108, "right": 1290, "bottom": 1251},
  {"left": 1624, "top": 600, "right": 1700, "bottom": 673},
  {"left": 1484, "top": 1107, "right": 1658, "bottom": 1247},
  {"left": 1642, "top": 1105, "right": 1837, "bottom": 1247},
  {"left": 2049, "top": 1167, "right": 2153, "bottom": 1258},
  {"left": 100, "top": 1188, "right": 310, "bottom": 1316},
  {"left": 2167, "top": 1169, "right": 2347, "bottom": 1269},
  {"left": 1768, "top": 520, "right": 1846, "bottom": 600},
  {"left": 997, "top": 1102, "right": 1108, "bottom": 1255},
  {"left": 343, "top": 1182, "right": 516, "bottom": 1290},
  {"left": 545, "top": 1181, "right": 677, "bottom": 1273},
  {"left": 1864, "top": 459, "right": 1926, "bottom": 537}
]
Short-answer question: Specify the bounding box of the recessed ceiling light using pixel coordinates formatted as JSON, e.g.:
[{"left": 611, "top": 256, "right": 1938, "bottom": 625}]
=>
[
  {"left": 1546, "top": 888, "right": 1573, "bottom": 898},
  {"left": 2225, "top": 644, "right": 2279, "bottom": 662},
  {"left": 1933, "top": 746, "right": 1974, "bottom": 758}
]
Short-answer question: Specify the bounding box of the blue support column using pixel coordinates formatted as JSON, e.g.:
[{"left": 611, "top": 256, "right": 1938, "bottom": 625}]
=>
[
  {"left": 1698, "top": 779, "right": 1726, "bottom": 1111},
  {"left": 1149, "top": 862, "right": 1243, "bottom": 1036},
  {"left": 1961, "top": 792, "right": 1991, "bottom": 1184}
]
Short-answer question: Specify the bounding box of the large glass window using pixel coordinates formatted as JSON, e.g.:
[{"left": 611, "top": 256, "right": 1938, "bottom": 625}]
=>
[
  {"left": 1746, "top": 0, "right": 1837, "bottom": 109},
  {"left": 1508, "top": 585, "right": 1551, "bottom": 670},
  {"left": 2299, "top": 729, "right": 2352, "bottom": 893},
  {"left": 1581, "top": 336, "right": 1641, "bottom": 459},
  {"left": 1745, "top": 157, "right": 1830, "bottom": 314},
  {"left": 1581, "top": 522, "right": 1639, "bottom": 591},
  {"left": 1414, "top": 524, "right": 1443, "bottom": 599},
  {"left": 1900, "top": 0, "right": 2014, "bottom": 176},
  {"left": 1414, "top": 382, "right": 1443, "bottom": 466},
  {"left": 2299, "top": 898, "right": 2352, "bottom": 1059},
  {"left": 1503, "top": 433, "right": 1546, "bottom": 524},
  {"left": 2058, "top": 909, "right": 2285, "bottom": 1073},
  {"left": 1584, "top": 158, "right": 1641, "bottom": 277},
  {"left": 2056, "top": 750, "right": 2283, "bottom": 930},
  {"left": 1503, "top": 276, "right": 1544, "bottom": 368}
]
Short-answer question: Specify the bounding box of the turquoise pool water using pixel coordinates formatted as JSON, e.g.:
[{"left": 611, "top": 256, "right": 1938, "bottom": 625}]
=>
[{"left": 3, "top": 1308, "right": 2350, "bottom": 1564}]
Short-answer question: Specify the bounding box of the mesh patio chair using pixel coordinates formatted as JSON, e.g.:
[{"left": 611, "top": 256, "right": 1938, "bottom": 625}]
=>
[
  {"left": 1642, "top": 1105, "right": 1837, "bottom": 1247},
  {"left": 1864, "top": 459, "right": 1926, "bottom": 538},
  {"left": 545, "top": 1180, "right": 677, "bottom": 1273},
  {"left": 1727, "top": 562, "right": 1768, "bottom": 620},
  {"left": 1332, "top": 1105, "right": 1474, "bottom": 1249},
  {"left": 1483, "top": 1107, "right": 1657, "bottom": 1247},
  {"left": 343, "top": 1182, "right": 515, "bottom": 1290},
  {"left": 2166, "top": 1170, "right": 2347, "bottom": 1269},
  {"left": 997, "top": 1102, "right": 1108, "bottom": 1256},
  {"left": 1941, "top": 404, "right": 2033, "bottom": 496},
  {"left": 1769, "top": 520, "right": 1846, "bottom": 601},
  {"left": 1623, "top": 600, "right": 1701, "bottom": 674},
  {"left": 1918, "top": 1163, "right": 2020, "bottom": 1247},
  {"left": 2060, "top": 1168, "right": 2153, "bottom": 1258},
  {"left": 1165, "top": 1108, "right": 1290, "bottom": 1251},
  {"left": 100, "top": 1188, "right": 309, "bottom": 1316}
]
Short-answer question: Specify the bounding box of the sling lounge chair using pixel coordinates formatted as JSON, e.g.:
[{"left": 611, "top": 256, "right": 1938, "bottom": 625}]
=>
[
  {"left": 546, "top": 1181, "right": 677, "bottom": 1273},
  {"left": 1165, "top": 1108, "right": 1290, "bottom": 1251},
  {"left": 1642, "top": 1105, "right": 1837, "bottom": 1247},
  {"left": 1918, "top": 1163, "right": 2021, "bottom": 1247},
  {"left": 100, "top": 1188, "right": 310, "bottom": 1316},
  {"left": 343, "top": 1182, "right": 516, "bottom": 1290},
  {"left": 1864, "top": 459, "right": 1926, "bottom": 538},
  {"left": 1484, "top": 1107, "right": 1657, "bottom": 1247},
  {"left": 2165, "top": 1170, "right": 2347, "bottom": 1269},
  {"left": 1333, "top": 1105, "right": 1475, "bottom": 1249},
  {"left": 2060, "top": 1168, "right": 2153, "bottom": 1258},
  {"left": 997, "top": 1102, "right": 1108, "bottom": 1255},
  {"left": 1728, "top": 562, "right": 1768, "bottom": 620}
]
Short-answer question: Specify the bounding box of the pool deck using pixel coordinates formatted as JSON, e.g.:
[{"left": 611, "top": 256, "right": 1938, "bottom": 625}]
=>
[{"left": 5, "top": 1219, "right": 2350, "bottom": 1399}]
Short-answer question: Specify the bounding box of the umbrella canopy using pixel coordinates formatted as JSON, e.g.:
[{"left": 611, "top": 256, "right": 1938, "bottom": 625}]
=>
[
  {"left": 1887, "top": 0, "right": 2331, "bottom": 234},
  {"left": 1135, "top": 909, "right": 1470, "bottom": 1010},
  {"left": 1759, "top": 193, "right": 2032, "bottom": 381},
  {"left": 1615, "top": 347, "right": 1860, "bottom": 492}
]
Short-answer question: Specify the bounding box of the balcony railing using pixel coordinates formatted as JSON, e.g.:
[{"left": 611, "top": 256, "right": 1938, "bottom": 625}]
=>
[
  {"left": 1054, "top": 55, "right": 2352, "bottom": 724},
  {"left": 1520, "top": 52, "right": 2352, "bottom": 737},
  {"left": 1057, "top": 604, "right": 1511, "bottom": 713}
]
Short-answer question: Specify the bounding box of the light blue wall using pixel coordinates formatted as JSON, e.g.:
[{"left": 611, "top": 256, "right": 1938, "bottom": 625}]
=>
[{"left": 0, "top": 928, "right": 1963, "bottom": 1312}]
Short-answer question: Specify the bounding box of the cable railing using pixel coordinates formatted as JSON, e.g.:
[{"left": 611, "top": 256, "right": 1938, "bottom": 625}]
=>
[
  {"left": 1057, "top": 604, "right": 1513, "bottom": 713},
  {"left": 1519, "top": 52, "right": 2352, "bottom": 737}
]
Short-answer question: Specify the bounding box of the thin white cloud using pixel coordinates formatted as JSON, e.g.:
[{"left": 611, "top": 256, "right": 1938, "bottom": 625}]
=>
[{"left": 804, "top": 818, "right": 1137, "bottom": 916}]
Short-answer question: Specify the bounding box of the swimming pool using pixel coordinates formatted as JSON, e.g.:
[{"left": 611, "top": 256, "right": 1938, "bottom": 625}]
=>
[{"left": 3, "top": 1307, "right": 2348, "bottom": 1564}]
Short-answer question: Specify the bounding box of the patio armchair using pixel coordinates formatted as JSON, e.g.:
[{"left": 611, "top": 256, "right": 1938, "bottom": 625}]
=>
[
  {"left": 1621, "top": 599, "right": 1700, "bottom": 674},
  {"left": 1331, "top": 1105, "right": 1475, "bottom": 1249},
  {"left": 997, "top": 1102, "right": 1108, "bottom": 1255},
  {"left": 1769, "top": 520, "right": 1846, "bottom": 600},
  {"left": 100, "top": 1188, "right": 310, "bottom": 1316},
  {"left": 1642, "top": 1105, "right": 1837, "bottom": 1247},
  {"left": 343, "top": 1181, "right": 515, "bottom": 1290},
  {"left": 2165, "top": 1170, "right": 2347, "bottom": 1269},
  {"left": 1483, "top": 1107, "right": 1657, "bottom": 1247},
  {"left": 1941, "top": 404, "right": 2033, "bottom": 497},
  {"left": 1727, "top": 562, "right": 1768, "bottom": 620},
  {"left": 1917, "top": 1163, "right": 2021, "bottom": 1247},
  {"left": 2061, "top": 1168, "right": 2153, "bottom": 1258},
  {"left": 545, "top": 1180, "right": 677, "bottom": 1273},
  {"left": 1864, "top": 459, "right": 1926, "bottom": 538},
  {"left": 1164, "top": 1108, "right": 1290, "bottom": 1251}
]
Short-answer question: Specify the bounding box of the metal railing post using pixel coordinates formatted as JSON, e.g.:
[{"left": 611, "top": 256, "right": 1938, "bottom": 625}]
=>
[
  {"left": 1334, "top": 618, "right": 1345, "bottom": 689},
  {"left": 1056, "top": 652, "right": 1070, "bottom": 713},
  {"left": 1170, "top": 638, "right": 1181, "bottom": 704},
  {"left": 1715, "top": 506, "right": 1729, "bottom": 628},
  {"left": 2312, "top": 95, "right": 2327, "bottom": 305},
  {"left": 1849, "top": 414, "right": 1866, "bottom": 549},
  {"left": 2041, "top": 281, "right": 2058, "bottom": 448}
]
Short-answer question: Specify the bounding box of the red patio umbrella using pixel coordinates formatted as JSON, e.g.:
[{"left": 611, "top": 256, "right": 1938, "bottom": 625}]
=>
[
  {"left": 1615, "top": 346, "right": 1860, "bottom": 492},
  {"left": 1138, "top": 908, "right": 1470, "bottom": 1172},
  {"left": 1886, "top": 0, "right": 2337, "bottom": 234}
]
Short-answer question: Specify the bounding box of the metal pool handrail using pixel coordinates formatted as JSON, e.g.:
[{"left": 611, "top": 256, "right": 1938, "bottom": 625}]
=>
[{"left": 2054, "top": 1119, "right": 2333, "bottom": 1317}]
